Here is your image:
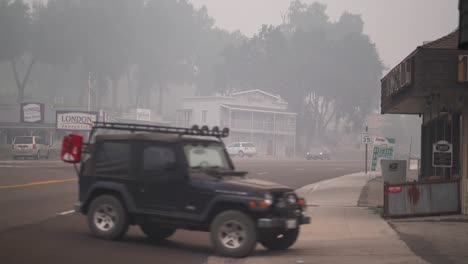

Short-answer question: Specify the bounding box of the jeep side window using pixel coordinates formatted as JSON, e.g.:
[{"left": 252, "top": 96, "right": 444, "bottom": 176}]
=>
[
  {"left": 143, "top": 145, "right": 176, "bottom": 172},
  {"left": 95, "top": 141, "right": 131, "bottom": 176}
]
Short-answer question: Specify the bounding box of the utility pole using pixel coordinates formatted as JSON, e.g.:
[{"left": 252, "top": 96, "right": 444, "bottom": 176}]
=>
[
  {"left": 87, "top": 72, "right": 92, "bottom": 111},
  {"left": 408, "top": 136, "right": 413, "bottom": 160}
]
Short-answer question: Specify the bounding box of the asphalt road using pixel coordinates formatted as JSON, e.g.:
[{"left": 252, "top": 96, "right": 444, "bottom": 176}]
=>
[{"left": 0, "top": 159, "right": 362, "bottom": 264}]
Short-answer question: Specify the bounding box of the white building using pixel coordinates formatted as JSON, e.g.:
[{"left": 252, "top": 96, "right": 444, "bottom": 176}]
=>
[{"left": 177, "top": 90, "right": 297, "bottom": 157}]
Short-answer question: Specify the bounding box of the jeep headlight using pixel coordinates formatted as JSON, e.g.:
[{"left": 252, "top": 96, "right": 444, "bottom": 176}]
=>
[
  {"left": 263, "top": 193, "right": 273, "bottom": 207},
  {"left": 287, "top": 194, "right": 297, "bottom": 204}
]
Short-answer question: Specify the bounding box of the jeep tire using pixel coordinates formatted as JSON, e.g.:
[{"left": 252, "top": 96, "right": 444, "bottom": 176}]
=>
[
  {"left": 259, "top": 228, "right": 299, "bottom": 250},
  {"left": 210, "top": 210, "right": 257, "bottom": 258},
  {"left": 238, "top": 151, "right": 245, "bottom": 158},
  {"left": 140, "top": 223, "right": 176, "bottom": 240},
  {"left": 87, "top": 195, "right": 129, "bottom": 240}
]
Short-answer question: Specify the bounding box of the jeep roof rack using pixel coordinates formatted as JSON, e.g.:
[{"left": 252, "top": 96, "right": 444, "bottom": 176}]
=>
[{"left": 90, "top": 122, "right": 229, "bottom": 139}]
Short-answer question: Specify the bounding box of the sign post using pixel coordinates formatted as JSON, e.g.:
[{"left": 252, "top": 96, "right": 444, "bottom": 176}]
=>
[{"left": 362, "top": 127, "right": 371, "bottom": 174}]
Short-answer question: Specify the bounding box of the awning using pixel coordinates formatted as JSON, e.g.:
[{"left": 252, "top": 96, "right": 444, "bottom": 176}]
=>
[
  {"left": 0, "top": 122, "right": 55, "bottom": 129},
  {"left": 221, "top": 104, "right": 297, "bottom": 116}
]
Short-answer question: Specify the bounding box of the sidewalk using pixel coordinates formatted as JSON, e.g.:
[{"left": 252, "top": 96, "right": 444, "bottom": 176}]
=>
[
  {"left": 354, "top": 171, "right": 468, "bottom": 264},
  {"left": 293, "top": 172, "right": 426, "bottom": 264},
  {"left": 207, "top": 172, "right": 427, "bottom": 264}
]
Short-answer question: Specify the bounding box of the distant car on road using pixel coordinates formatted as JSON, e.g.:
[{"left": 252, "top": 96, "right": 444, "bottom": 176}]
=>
[
  {"left": 227, "top": 142, "right": 257, "bottom": 157},
  {"left": 11, "top": 136, "right": 49, "bottom": 160},
  {"left": 306, "top": 147, "right": 331, "bottom": 160}
]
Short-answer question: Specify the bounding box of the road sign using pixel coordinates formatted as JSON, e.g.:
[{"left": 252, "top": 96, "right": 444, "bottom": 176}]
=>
[{"left": 361, "top": 132, "right": 371, "bottom": 144}]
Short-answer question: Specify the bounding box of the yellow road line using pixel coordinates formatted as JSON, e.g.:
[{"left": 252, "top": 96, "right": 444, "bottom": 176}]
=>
[{"left": 0, "top": 179, "right": 77, "bottom": 189}]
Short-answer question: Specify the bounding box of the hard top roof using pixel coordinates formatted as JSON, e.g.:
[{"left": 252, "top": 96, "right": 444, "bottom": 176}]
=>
[{"left": 95, "top": 132, "right": 222, "bottom": 144}]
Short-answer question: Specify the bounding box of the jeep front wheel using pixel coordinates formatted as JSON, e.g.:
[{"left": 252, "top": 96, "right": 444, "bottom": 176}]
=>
[
  {"left": 210, "top": 210, "right": 257, "bottom": 258},
  {"left": 140, "top": 223, "right": 176, "bottom": 240},
  {"left": 87, "top": 195, "right": 129, "bottom": 240},
  {"left": 259, "top": 228, "right": 299, "bottom": 250}
]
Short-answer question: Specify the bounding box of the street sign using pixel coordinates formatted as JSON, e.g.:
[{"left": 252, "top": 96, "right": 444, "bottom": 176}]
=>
[
  {"left": 371, "top": 137, "right": 395, "bottom": 171},
  {"left": 361, "top": 132, "right": 371, "bottom": 144},
  {"left": 432, "top": 140, "right": 453, "bottom": 168}
]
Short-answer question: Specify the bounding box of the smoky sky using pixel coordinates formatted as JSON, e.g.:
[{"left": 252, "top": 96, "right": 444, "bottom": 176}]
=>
[{"left": 190, "top": 0, "right": 458, "bottom": 70}]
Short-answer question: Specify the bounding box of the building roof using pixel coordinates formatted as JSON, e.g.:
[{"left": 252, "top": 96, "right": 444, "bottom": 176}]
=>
[
  {"left": 231, "top": 89, "right": 283, "bottom": 101},
  {"left": 420, "top": 29, "right": 459, "bottom": 49},
  {"left": 382, "top": 29, "right": 461, "bottom": 83}
]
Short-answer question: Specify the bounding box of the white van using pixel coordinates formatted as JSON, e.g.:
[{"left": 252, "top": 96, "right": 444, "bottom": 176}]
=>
[
  {"left": 226, "top": 142, "right": 257, "bottom": 157},
  {"left": 11, "top": 136, "right": 49, "bottom": 160}
]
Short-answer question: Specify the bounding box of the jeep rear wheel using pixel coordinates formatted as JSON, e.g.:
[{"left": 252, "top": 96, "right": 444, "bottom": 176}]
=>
[
  {"left": 140, "top": 223, "right": 176, "bottom": 240},
  {"left": 238, "top": 151, "right": 245, "bottom": 158},
  {"left": 87, "top": 195, "right": 129, "bottom": 240},
  {"left": 210, "top": 210, "right": 257, "bottom": 258},
  {"left": 259, "top": 228, "right": 299, "bottom": 250}
]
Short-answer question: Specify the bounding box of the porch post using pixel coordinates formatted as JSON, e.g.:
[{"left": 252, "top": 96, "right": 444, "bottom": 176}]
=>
[
  {"left": 273, "top": 114, "right": 276, "bottom": 157},
  {"left": 461, "top": 106, "right": 468, "bottom": 214},
  {"left": 251, "top": 112, "right": 253, "bottom": 142},
  {"left": 293, "top": 115, "right": 296, "bottom": 158},
  {"left": 229, "top": 109, "right": 232, "bottom": 129}
]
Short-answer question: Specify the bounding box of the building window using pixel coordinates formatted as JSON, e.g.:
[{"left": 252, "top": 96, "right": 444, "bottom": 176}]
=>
[
  {"left": 202, "top": 110, "right": 207, "bottom": 123},
  {"left": 177, "top": 110, "right": 192, "bottom": 127}
]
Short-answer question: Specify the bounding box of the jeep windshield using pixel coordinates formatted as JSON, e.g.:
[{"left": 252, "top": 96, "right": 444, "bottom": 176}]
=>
[{"left": 183, "top": 143, "right": 232, "bottom": 172}]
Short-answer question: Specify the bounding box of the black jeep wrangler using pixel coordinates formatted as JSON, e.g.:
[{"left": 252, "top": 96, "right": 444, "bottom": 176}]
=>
[{"left": 63, "top": 122, "right": 310, "bottom": 258}]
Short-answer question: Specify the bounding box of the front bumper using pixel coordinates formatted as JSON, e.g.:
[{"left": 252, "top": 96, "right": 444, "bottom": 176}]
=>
[{"left": 257, "top": 215, "right": 311, "bottom": 229}]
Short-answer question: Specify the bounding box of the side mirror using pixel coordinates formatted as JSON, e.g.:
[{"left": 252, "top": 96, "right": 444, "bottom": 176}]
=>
[{"left": 61, "top": 134, "right": 83, "bottom": 163}]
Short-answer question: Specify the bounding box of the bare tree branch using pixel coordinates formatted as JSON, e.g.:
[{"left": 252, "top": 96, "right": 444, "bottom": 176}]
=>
[
  {"left": 10, "top": 59, "right": 21, "bottom": 93},
  {"left": 21, "top": 56, "right": 36, "bottom": 89}
]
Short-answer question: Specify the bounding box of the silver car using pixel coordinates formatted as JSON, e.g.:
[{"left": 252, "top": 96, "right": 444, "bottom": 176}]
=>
[{"left": 11, "top": 136, "right": 49, "bottom": 160}]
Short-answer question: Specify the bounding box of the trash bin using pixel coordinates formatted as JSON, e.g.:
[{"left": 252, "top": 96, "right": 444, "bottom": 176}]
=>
[{"left": 381, "top": 160, "right": 407, "bottom": 184}]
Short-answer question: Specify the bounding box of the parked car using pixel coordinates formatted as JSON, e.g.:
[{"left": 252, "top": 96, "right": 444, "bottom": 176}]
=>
[
  {"left": 306, "top": 147, "right": 331, "bottom": 160},
  {"left": 11, "top": 136, "right": 49, "bottom": 160},
  {"left": 62, "top": 123, "right": 310, "bottom": 258},
  {"left": 227, "top": 142, "right": 257, "bottom": 157}
]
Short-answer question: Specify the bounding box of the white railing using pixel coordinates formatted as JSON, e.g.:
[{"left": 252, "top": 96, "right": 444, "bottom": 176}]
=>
[{"left": 227, "top": 119, "right": 295, "bottom": 133}]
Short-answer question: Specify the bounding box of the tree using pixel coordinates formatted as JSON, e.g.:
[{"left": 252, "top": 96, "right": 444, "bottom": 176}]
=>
[
  {"left": 135, "top": 0, "right": 215, "bottom": 114},
  {"left": 68, "top": 0, "right": 143, "bottom": 110},
  {"left": 216, "top": 1, "right": 384, "bottom": 152},
  {"left": 0, "top": 0, "right": 33, "bottom": 102}
]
